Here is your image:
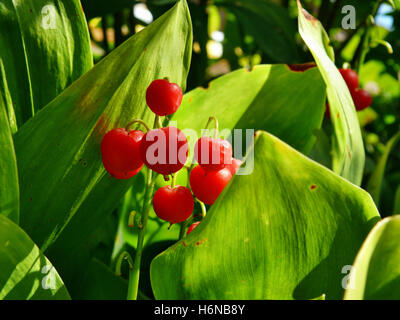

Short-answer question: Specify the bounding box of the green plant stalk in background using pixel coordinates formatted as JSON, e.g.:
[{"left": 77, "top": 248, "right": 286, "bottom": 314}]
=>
[{"left": 127, "top": 167, "right": 155, "bottom": 300}]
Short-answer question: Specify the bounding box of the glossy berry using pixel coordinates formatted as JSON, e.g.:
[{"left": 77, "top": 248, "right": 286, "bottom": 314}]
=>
[
  {"left": 194, "top": 137, "right": 233, "bottom": 172},
  {"left": 153, "top": 186, "right": 194, "bottom": 224},
  {"left": 339, "top": 68, "right": 359, "bottom": 92},
  {"left": 146, "top": 79, "right": 183, "bottom": 116},
  {"left": 190, "top": 165, "right": 232, "bottom": 205},
  {"left": 226, "top": 158, "right": 242, "bottom": 175},
  {"left": 140, "top": 126, "right": 188, "bottom": 175},
  {"left": 103, "top": 161, "right": 143, "bottom": 180},
  {"left": 186, "top": 221, "right": 200, "bottom": 236},
  {"left": 352, "top": 89, "right": 372, "bottom": 111},
  {"left": 101, "top": 128, "right": 144, "bottom": 175}
]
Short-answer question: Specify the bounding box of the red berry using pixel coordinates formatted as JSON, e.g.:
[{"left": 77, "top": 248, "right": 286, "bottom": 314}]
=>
[
  {"left": 189, "top": 165, "right": 232, "bottom": 205},
  {"left": 226, "top": 158, "right": 242, "bottom": 175},
  {"left": 146, "top": 79, "right": 183, "bottom": 116},
  {"left": 101, "top": 128, "right": 144, "bottom": 175},
  {"left": 352, "top": 89, "right": 372, "bottom": 111},
  {"left": 186, "top": 221, "right": 200, "bottom": 236},
  {"left": 153, "top": 186, "right": 194, "bottom": 224},
  {"left": 140, "top": 126, "right": 188, "bottom": 175},
  {"left": 103, "top": 161, "right": 143, "bottom": 180},
  {"left": 339, "top": 68, "right": 359, "bottom": 92},
  {"left": 194, "top": 137, "right": 233, "bottom": 172}
]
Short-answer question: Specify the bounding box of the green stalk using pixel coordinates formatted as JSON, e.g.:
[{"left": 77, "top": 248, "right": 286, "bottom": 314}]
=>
[{"left": 127, "top": 167, "right": 154, "bottom": 300}]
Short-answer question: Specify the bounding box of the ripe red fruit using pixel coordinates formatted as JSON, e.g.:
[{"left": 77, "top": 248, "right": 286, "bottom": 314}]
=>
[
  {"left": 352, "top": 89, "right": 372, "bottom": 111},
  {"left": 103, "top": 161, "right": 143, "bottom": 180},
  {"left": 194, "top": 137, "right": 233, "bottom": 172},
  {"left": 140, "top": 126, "right": 188, "bottom": 175},
  {"left": 101, "top": 128, "right": 144, "bottom": 175},
  {"left": 339, "top": 68, "right": 359, "bottom": 92},
  {"left": 153, "top": 186, "right": 194, "bottom": 224},
  {"left": 146, "top": 79, "right": 183, "bottom": 116},
  {"left": 186, "top": 221, "right": 200, "bottom": 236},
  {"left": 226, "top": 158, "right": 242, "bottom": 175},
  {"left": 190, "top": 165, "right": 232, "bottom": 205}
]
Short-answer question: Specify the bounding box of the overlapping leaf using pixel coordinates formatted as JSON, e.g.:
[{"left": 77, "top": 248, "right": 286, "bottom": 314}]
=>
[
  {"left": 14, "top": 0, "right": 192, "bottom": 251},
  {"left": 0, "top": 215, "right": 69, "bottom": 300},
  {"left": 297, "top": 0, "right": 365, "bottom": 185},
  {"left": 150, "top": 131, "right": 380, "bottom": 299},
  {"left": 344, "top": 216, "right": 400, "bottom": 300},
  {"left": 0, "top": 0, "right": 93, "bottom": 130},
  {"left": 367, "top": 131, "right": 400, "bottom": 207},
  {"left": 0, "top": 93, "right": 19, "bottom": 223}
]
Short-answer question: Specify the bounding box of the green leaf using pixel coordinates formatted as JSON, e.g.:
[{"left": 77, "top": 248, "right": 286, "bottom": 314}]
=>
[
  {"left": 344, "top": 216, "right": 400, "bottom": 300},
  {"left": 297, "top": 0, "right": 365, "bottom": 186},
  {"left": 0, "top": 0, "right": 93, "bottom": 129},
  {"left": 367, "top": 131, "right": 400, "bottom": 207},
  {"left": 0, "top": 215, "right": 69, "bottom": 300},
  {"left": 14, "top": 0, "right": 192, "bottom": 251},
  {"left": 150, "top": 131, "right": 380, "bottom": 299},
  {"left": 216, "top": 0, "right": 299, "bottom": 63},
  {"left": 0, "top": 93, "right": 19, "bottom": 223},
  {"left": 73, "top": 258, "right": 128, "bottom": 300},
  {"left": 173, "top": 64, "right": 326, "bottom": 155}
]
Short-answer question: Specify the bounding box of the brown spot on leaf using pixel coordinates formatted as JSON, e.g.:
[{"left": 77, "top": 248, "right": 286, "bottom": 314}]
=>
[
  {"left": 310, "top": 185, "right": 317, "bottom": 190},
  {"left": 195, "top": 238, "right": 207, "bottom": 246},
  {"left": 287, "top": 62, "right": 316, "bottom": 72},
  {"left": 187, "top": 97, "right": 193, "bottom": 103},
  {"left": 302, "top": 7, "right": 319, "bottom": 27}
]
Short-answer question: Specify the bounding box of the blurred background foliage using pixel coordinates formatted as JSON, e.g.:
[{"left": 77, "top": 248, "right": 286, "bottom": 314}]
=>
[{"left": 82, "top": 0, "right": 399, "bottom": 217}]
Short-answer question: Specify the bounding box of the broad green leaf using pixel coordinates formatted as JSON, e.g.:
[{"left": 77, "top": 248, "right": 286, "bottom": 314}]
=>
[
  {"left": 344, "top": 216, "right": 400, "bottom": 300},
  {"left": 0, "top": 93, "right": 19, "bottom": 223},
  {"left": 216, "top": 0, "right": 299, "bottom": 63},
  {"left": 297, "top": 0, "right": 365, "bottom": 186},
  {"left": 0, "top": 215, "right": 69, "bottom": 300},
  {"left": 0, "top": 0, "right": 93, "bottom": 129},
  {"left": 367, "top": 131, "right": 400, "bottom": 207},
  {"left": 173, "top": 64, "right": 326, "bottom": 155},
  {"left": 150, "top": 131, "right": 380, "bottom": 300},
  {"left": 73, "top": 258, "right": 128, "bottom": 300},
  {"left": 15, "top": 0, "right": 192, "bottom": 251}
]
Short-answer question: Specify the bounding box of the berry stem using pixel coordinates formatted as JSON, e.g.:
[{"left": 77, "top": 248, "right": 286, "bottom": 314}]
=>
[
  {"left": 204, "top": 116, "right": 219, "bottom": 139},
  {"left": 125, "top": 119, "right": 151, "bottom": 132},
  {"left": 171, "top": 173, "right": 177, "bottom": 189},
  {"left": 127, "top": 167, "right": 155, "bottom": 300},
  {"left": 178, "top": 213, "right": 193, "bottom": 240},
  {"left": 115, "top": 251, "right": 134, "bottom": 276},
  {"left": 197, "top": 199, "right": 207, "bottom": 218}
]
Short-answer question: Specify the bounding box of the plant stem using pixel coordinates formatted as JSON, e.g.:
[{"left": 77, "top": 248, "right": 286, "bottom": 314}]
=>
[
  {"left": 125, "top": 119, "right": 151, "bottom": 132},
  {"left": 127, "top": 167, "right": 155, "bottom": 300},
  {"left": 204, "top": 116, "right": 219, "bottom": 139},
  {"left": 198, "top": 200, "right": 207, "bottom": 218},
  {"left": 171, "top": 173, "right": 177, "bottom": 188}
]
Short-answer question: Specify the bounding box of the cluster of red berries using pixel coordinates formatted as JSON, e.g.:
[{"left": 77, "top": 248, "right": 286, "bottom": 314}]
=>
[
  {"left": 101, "top": 79, "right": 242, "bottom": 234},
  {"left": 326, "top": 68, "right": 372, "bottom": 117}
]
